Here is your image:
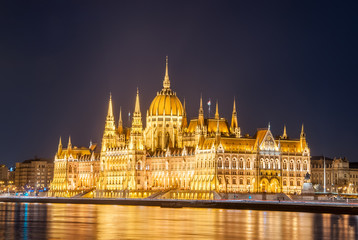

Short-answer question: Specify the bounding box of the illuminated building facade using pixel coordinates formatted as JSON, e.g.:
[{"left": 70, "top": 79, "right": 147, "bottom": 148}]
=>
[
  {"left": 311, "top": 156, "right": 358, "bottom": 193},
  {"left": 51, "top": 57, "right": 311, "bottom": 199},
  {"left": 49, "top": 137, "right": 100, "bottom": 197},
  {"left": 14, "top": 158, "right": 54, "bottom": 191}
]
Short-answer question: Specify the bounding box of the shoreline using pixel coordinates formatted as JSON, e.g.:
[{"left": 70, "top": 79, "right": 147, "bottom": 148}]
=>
[{"left": 1, "top": 197, "right": 357, "bottom": 215}]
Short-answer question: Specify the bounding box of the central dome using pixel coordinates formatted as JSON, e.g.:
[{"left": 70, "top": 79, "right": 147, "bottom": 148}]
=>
[
  {"left": 148, "top": 57, "right": 183, "bottom": 117},
  {"left": 149, "top": 90, "right": 183, "bottom": 116}
]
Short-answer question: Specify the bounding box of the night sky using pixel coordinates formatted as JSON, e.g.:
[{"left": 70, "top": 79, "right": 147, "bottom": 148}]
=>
[{"left": 1, "top": 1, "right": 357, "bottom": 167}]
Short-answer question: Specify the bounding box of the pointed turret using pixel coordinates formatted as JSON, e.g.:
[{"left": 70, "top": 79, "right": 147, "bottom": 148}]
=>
[
  {"left": 101, "top": 93, "right": 119, "bottom": 151},
  {"left": 215, "top": 100, "right": 219, "bottom": 120},
  {"left": 130, "top": 88, "right": 143, "bottom": 150},
  {"left": 300, "top": 123, "right": 306, "bottom": 139},
  {"left": 131, "top": 88, "right": 143, "bottom": 132},
  {"left": 230, "top": 98, "right": 239, "bottom": 134},
  {"left": 163, "top": 56, "right": 170, "bottom": 89},
  {"left": 182, "top": 98, "right": 188, "bottom": 129},
  {"left": 57, "top": 137, "right": 62, "bottom": 155},
  {"left": 198, "top": 94, "right": 204, "bottom": 126},
  {"left": 134, "top": 88, "right": 141, "bottom": 114},
  {"left": 67, "top": 136, "right": 72, "bottom": 151},
  {"left": 282, "top": 125, "right": 287, "bottom": 139},
  {"left": 300, "top": 123, "right": 307, "bottom": 150},
  {"left": 118, "top": 107, "right": 123, "bottom": 134},
  {"left": 107, "top": 92, "right": 113, "bottom": 117},
  {"left": 105, "top": 93, "right": 115, "bottom": 131}
]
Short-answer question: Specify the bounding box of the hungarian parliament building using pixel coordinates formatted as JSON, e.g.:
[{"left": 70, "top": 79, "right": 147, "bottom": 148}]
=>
[{"left": 50, "top": 58, "right": 311, "bottom": 199}]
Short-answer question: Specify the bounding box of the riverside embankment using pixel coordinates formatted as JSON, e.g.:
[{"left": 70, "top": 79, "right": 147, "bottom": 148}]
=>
[{"left": 1, "top": 197, "right": 357, "bottom": 215}]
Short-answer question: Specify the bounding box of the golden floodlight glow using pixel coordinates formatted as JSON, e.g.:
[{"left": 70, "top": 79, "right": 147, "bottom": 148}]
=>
[{"left": 50, "top": 57, "right": 312, "bottom": 199}]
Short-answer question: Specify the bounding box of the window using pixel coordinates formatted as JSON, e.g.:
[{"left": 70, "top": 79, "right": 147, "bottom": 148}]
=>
[
  {"left": 246, "top": 160, "right": 250, "bottom": 169},
  {"left": 239, "top": 178, "right": 243, "bottom": 185},
  {"left": 225, "top": 160, "right": 230, "bottom": 169},
  {"left": 218, "top": 160, "right": 223, "bottom": 168},
  {"left": 290, "top": 162, "right": 294, "bottom": 170},
  {"left": 303, "top": 161, "right": 307, "bottom": 170},
  {"left": 232, "top": 161, "right": 237, "bottom": 169},
  {"left": 137, "top": 162, "right": 142, "bottom": 170},
  {"left": 283, "top": 161, "right": 287, "bottom": 170},
  {"left": 247, "top": 179, "right": 250, "bottom": 185},
  {"left": 283, "top": 180, "right": 287, "bottom": 186},
  {"left": 232, "top": 178, "right": 237, "bottom": 184},
  {"left": 239, "top": 160, "right": 244, "bottom": 169}
]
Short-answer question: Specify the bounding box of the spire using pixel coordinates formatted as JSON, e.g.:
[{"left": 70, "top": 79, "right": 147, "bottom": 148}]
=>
[
  {"left": 268, "top": 122, "right": 271, "bottom": 130},
  {"left": 118, "top": 107, "right": 123, "bottom": 134},
  {"left": 300, "top": 123, "right": 307, "bottom": 150},
  {"left": 230, "top": 97, "right": 239, "bottom": 134},
  {"left": 130, "top": 88, "right": 143, "bottom": 150},
  {"left": 163, "top": 56, "right": 170, "bottom": 89},
  {"left": 215, "top": 100, "right": 219, "bottom": 119},
  {"left": 67, "top": 136, "right": 72, "bottom": 151},
  {"left": 107, "top": 92, "right": 113, "bottom": 117},
  {"left": 282, "top": 125, "right": 287, "bottom": 139},
  {"left": 198, "top": 94, "right": 204, "bottom": 126},
  {"left": 132, "top": 88, "right": 142, "bottom": 131},
  {"left": 57, "top": 137, "right": 62, "bottom": 155},
  {"left": 134, "top": 88, "right": 141, "bottom": 113},
  {"left": 101, "top": 93, "right": 117, "bottom": 151},
  {"left": 300, "top": 123, "right": 305, "bottom": 138}
]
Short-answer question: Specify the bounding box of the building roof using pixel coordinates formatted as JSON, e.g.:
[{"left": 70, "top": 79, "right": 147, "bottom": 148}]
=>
[{"left": 22, "top": 158, "right": 53, "bottom": 164}]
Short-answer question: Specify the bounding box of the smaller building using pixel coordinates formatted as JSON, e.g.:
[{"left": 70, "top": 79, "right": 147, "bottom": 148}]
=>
[
  {"left": 0, "top": 165, "right": 8, "bottom": 190},
  {"left": 311, "top": 156, "right": 357, "bottom": 193},
  {"left": 14, "top": 158, "right": 54, "bottom": 191},
  {"left": 349, "top": 162, "right": 358, "bottom": 193}
]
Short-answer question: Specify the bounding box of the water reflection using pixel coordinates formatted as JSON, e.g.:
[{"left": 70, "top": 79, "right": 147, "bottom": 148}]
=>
[{"left": 0, "top": 202, "right": 357, "bottom": 239}]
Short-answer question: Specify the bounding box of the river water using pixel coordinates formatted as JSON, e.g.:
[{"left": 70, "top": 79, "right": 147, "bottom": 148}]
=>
[{"left": 0, "top": 202, "right": 357, "bottom": 239}]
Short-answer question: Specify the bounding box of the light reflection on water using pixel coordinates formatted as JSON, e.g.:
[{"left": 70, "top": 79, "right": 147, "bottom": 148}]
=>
[{"left": 0, "top": 202, "right": 357, "bottom": 239}]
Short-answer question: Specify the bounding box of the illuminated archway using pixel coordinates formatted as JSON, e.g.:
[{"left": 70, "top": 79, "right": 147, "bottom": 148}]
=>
[
  {"left": 260, "top": 178, "right": 269, "bottom": 192},
  {"left": 270, "top": 178, "right": 280, "bottom": 193}
]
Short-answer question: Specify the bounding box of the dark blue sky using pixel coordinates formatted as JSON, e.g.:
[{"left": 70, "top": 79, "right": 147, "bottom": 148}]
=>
[{"left": 0, "top": 1, "right": 357, "bottom": 167}]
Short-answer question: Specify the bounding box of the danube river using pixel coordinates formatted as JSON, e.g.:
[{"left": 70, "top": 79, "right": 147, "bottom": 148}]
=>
[{"left": 0, "top": 202, "right": 357, "bottom": 239}]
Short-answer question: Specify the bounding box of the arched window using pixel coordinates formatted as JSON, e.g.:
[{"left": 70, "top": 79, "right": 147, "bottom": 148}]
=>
[
  {"left": 239, "top": 178, "right": 244, "bottom": 185},
  {"left": 239, "top": 160, "right": 244, "bottom": 169},
  {"left": 232, "top": 178, "right": 237, "bottom": 184},
  {"left": 225, "top": 160, "right": 230, "bottom": 169},
  {"left": 218, "top": 159, "right": 223, "bottom": 168},
  {"left": 296, "top": 162, "right": 301, "bottom": 171},
  {"left": 137, "top": 161, "right": 142, "bottom": 170},
  {"left": 232, "top": 160, "right": 237, "bottom": 169},
  {"left": 290, "top": 161, "right": 294, "bottom": 170},
  {"left": 260, "top": 160, "right": 265, "bottom": 169},
  {"left": 303, "top": 161, "right": 307, "bottom": 170},
  {"left": 246, "top": 160, "right": 250, "bottom": 169},
  {"left": 283, "top": 161, "right": 287, "bottom": 170}
]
